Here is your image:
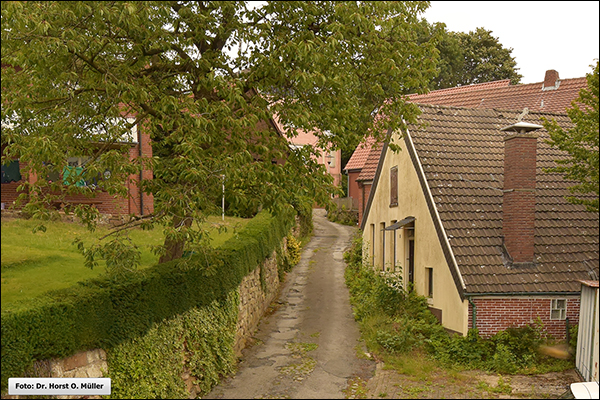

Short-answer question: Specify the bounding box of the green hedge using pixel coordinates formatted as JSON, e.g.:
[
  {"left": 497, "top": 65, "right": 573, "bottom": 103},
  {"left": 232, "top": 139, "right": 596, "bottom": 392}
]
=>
[
  {"left": 107, "top": 291, "right": 239, "bottom": 398},
  {"left": 1, "top": 210, "right": 294, "bottom": 392}
]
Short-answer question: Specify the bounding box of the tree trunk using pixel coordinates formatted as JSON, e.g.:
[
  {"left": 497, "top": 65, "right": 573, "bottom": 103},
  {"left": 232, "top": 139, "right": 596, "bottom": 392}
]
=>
[{"left": 158, "top": 215, "right": 193, "bottom": 264}]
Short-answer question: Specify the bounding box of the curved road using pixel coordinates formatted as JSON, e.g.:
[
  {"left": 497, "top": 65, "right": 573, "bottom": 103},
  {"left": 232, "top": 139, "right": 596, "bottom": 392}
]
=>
[{"left": 204, "top": 208, "right": 375, "bottom": 399}]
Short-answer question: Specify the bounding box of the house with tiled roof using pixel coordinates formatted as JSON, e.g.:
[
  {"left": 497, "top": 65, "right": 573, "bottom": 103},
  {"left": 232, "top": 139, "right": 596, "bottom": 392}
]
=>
[
  {"left": 409, "top": 70, "right": 587, "bottom": 113},
  {"left": 344, "top": 136, "right": 378, "bottom": 212},
  {"left": 361, "top": 104, "right": 599, "bottom": 338},
  {"left": 345, "top": 70, "right": 590, "bottom": 226},
  {"left": 271, "top": 116, "right": 342, "bottom": 190}
]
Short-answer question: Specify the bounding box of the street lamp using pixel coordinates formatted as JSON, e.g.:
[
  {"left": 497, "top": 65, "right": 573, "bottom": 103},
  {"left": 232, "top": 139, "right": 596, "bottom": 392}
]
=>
[{"left": 221, "top": 174, "right": 225, "bottom": 221}]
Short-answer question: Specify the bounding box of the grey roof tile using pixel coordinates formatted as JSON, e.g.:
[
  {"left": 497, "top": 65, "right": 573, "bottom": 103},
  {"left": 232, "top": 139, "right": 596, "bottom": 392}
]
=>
[{"left": 406, "top": 105, "right": 599, "bottom": 294}]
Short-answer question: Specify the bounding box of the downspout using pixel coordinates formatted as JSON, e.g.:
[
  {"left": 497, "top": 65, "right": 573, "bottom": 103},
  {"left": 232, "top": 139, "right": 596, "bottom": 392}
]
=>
[
  {"left": 467, "top": 296, "right": 477, "bottom": 331},
  {"left": 138, "top": 127, "right": 144, "bottom": 216}
]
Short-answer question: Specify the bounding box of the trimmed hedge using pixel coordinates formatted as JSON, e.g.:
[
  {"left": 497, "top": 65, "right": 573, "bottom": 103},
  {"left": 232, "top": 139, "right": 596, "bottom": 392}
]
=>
[{"left": 1, "top": 210, "right": 294, "bottom": 391}]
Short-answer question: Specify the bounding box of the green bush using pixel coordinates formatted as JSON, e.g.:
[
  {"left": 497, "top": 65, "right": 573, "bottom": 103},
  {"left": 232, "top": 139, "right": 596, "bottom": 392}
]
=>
[
  {"left": 107, "top": 292, "right": 238, "bottom": 398},
  {"left": 343, "top": 231, "right": 575, "bottom": 375},
  {"left": 286, "top": 234, "right": 301, "bottom": 266},
  {"left": 326, "top": 204, "right": 358, "bottom": 226},
  {"left": 1, "top": 210, "right": 295, "bottom": 393}
]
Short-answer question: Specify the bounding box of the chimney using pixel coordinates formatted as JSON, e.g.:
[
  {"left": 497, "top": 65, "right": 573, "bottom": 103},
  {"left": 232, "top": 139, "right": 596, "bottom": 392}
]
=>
[
  {"left": 500, "top": 121, "right": 543, "bottom": 264},
  {"left": 542, "top": 70, "right": 560, "bottom": 90}
]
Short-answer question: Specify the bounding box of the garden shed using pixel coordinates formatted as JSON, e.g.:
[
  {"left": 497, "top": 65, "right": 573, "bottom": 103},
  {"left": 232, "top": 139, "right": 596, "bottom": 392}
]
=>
[{"left": 576, "top": 280, "right": 599, "bottom": 383}]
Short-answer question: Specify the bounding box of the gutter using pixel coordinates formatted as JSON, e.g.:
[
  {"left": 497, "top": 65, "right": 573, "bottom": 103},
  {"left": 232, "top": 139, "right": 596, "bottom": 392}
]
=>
[
  {"left": 466, "top": 291, "right": 581, "bottom": 297},
  {"left": 467, "top": 296, "right": 477, "bottom": 330}
]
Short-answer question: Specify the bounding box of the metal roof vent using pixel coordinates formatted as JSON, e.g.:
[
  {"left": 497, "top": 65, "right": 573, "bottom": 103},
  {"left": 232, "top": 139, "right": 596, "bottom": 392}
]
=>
[{"left": 500, "top": 121, "right": 543, "bottom": 134}]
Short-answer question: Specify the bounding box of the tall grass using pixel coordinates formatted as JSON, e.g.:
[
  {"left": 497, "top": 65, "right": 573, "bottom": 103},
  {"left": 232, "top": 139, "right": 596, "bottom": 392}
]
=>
[{"left": 1, "top": 215, "right": 249, "bottom": 309}]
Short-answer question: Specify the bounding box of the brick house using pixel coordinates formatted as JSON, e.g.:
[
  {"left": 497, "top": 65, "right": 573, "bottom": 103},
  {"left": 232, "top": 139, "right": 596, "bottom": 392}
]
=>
[
  {"left": 272, "top": 116, "right": 343, "bottom": 190},
  {"left": 346, "top": 70, "right": 590, "bottom": 226},
  {"left": 1, "top": 111, "right": 317, "bottom": 218},
  {"left": 1, "top": 117, "right": 154, "bottom": 217},
  {"left": 361, "top": 104, "right": 599, "bottom": 339}
]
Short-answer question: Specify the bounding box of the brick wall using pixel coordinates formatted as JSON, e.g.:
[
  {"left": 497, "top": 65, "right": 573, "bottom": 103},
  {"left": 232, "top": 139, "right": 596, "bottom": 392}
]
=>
[
  {"left": 357, "top": 181, "right": 372, "bottom": 227},
  {"left": 1, "top": 132, "right": 154, "bottom": 217},
  {"left": 347, "top": 170, "right": 361, "bottom": 208},
  {"left": 1, "top": 181, "right": 23, "bottom": 210},
  {"left": 468, "top": 296, "right": 580, "bottom": 339}
]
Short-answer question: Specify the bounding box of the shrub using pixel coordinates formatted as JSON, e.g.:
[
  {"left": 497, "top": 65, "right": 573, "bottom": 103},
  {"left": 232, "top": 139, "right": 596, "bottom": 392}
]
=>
[
  {"left": 286, "top": 234, "right": 301, "bottom": 266},
  {"left": 343, "top": 231, "right": 575, "bottom": 375},
  {"left": 326, "top": 204, "right": 358, "bottom": 226}
]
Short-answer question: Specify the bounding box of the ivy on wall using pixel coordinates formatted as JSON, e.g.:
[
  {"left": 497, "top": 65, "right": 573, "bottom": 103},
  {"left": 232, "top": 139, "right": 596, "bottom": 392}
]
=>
[{"left": 107, "top": 291, "right": 239, "bottom": 398}]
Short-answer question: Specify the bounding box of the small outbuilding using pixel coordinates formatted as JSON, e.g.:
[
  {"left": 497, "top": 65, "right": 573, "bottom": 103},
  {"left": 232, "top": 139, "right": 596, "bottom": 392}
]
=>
[{"left": 576, "top": 280, "right": 599, "bottom": 383}]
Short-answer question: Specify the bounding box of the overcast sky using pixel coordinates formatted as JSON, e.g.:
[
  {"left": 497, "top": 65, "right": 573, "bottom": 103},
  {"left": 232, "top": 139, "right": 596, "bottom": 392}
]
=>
[{"left": 422, "top": 1, "right": 600, "bottom": 84}]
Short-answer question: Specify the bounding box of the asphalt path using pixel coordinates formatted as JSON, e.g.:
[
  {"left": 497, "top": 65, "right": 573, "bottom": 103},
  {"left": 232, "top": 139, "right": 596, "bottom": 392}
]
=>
[{"left": 203, "top": 208, "right": 375, "bottom": 399}]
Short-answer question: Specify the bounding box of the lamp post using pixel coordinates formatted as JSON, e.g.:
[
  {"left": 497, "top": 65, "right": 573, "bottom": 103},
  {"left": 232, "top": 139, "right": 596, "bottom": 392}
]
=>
[{"left": 221, "top": 174, "right": 225, "bottom": 221}]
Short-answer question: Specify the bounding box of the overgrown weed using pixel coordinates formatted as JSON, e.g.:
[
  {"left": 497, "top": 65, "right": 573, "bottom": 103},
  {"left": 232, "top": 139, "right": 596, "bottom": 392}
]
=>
[{"left": 343, "top": 231, "right": 576, "bottom": 376}]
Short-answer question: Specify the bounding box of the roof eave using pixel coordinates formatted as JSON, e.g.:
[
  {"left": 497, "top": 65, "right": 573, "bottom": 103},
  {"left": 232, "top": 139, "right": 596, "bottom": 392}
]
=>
[{"left": 403, "top": 124, "right": 467, "bottom": 300}]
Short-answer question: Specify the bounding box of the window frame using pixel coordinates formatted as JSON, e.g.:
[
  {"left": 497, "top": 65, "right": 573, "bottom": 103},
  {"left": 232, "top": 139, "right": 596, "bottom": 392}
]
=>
[
  {"left": 550, "top": 299, "right": 567, "bottom": 320},
  {"left": 426, "top": 267, "right": 433, "bottom": 298},
  {"left": 390, "top": 165, "right": 398, "bottom": 207}
]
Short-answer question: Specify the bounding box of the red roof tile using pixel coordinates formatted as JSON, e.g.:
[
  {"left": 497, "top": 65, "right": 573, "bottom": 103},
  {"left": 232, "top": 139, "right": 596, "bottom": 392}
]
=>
[
  {"left": 356, "top": 141, "right": 384, "bottom": 182},
  {"left": 344, "top": 136, "right": 377, "bottom": 171},
  {"left": 348, "top": 71, "right": 587, "bottom": 180},
  {"left": 409, "top": 75, "right": 588, "bottom": 114}
]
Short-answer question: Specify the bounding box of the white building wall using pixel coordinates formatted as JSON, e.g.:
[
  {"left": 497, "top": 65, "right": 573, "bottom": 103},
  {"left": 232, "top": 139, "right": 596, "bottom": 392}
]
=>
[{"left": 361, "top": 131, "right": 467, "bottom": 335}]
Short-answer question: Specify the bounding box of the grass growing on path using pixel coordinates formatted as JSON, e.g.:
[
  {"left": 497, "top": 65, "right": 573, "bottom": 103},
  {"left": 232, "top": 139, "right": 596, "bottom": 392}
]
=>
[{"left": 1, "top": 215, "right": 249, "bottom": 309}]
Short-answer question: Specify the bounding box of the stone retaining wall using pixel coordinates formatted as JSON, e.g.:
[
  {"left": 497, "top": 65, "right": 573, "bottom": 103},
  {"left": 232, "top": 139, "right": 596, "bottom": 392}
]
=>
[
  {"left": 18, "top": 240, "right": 287, "bottom": 397},
  {"left": 235, "top": 247, "right": 282, "bottom": 356}
]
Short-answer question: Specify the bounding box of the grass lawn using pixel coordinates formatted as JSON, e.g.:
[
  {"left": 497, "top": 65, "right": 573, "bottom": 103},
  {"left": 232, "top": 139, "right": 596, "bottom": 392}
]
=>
[{"left": 1, "top": 215, "right": 250, "bottom": 309}]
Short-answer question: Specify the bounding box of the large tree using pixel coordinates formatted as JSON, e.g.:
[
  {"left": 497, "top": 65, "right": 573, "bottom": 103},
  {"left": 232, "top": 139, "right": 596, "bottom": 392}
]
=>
[
  {"left": 1, "top": 1, "right": 437, "bottom": 268},
  {"left": 424, "top": 25, "right": 522, "bottom": 90},
  {"left": 543, "top": 61, "right": 599, "bottom": 212}
]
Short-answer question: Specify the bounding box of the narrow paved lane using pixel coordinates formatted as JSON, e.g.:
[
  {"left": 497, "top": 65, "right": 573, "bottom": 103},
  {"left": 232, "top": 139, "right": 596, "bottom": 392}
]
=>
[{"left": 204, "top": 208, "right": 375, "bottom": 399}]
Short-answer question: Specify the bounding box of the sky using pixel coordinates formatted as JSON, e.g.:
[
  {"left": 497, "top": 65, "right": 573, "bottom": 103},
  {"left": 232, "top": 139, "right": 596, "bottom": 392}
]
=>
[{"left": 422, "top": 1, "right": 599, "bottom": 84}]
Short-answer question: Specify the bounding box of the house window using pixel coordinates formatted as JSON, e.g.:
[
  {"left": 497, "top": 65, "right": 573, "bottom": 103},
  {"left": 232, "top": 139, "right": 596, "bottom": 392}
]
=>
[
  {"left": 426, "top": 267, "right": 433, "bottom": 298},
  {"left": 390, "top": 166, "right": 398, "bottom": 207},
  {"left": 1, "top": 159, "right": 21, "bottom": 184},
  {"left": 63, "top": 156, "right": 107, "bottom": 188},
  {"left": 63, "top": 157, "right": 89, "bottom": 187},
  {"left": 550, "top": 299, "right": 567, "bottom": 320},
  {"left": 326, "top": 150, "right": 336, "bottom": 168}
]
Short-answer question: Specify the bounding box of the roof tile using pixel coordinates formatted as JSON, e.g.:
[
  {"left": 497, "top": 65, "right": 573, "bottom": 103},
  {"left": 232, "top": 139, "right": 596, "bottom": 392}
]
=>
[{"left": 406, "top": 105, "right": 599, "bottom": 294}]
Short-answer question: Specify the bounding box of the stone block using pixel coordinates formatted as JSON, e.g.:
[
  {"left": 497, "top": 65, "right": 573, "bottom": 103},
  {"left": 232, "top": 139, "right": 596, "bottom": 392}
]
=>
[{"left": 63, "top": 352, "right": 88, "bottom": 371}]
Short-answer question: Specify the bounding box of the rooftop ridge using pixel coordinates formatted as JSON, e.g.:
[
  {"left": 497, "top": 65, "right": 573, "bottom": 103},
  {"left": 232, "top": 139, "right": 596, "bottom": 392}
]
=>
[
  {"left": 409, "top": 79, "right": 511, "bottom": 98},
  {"left": 410, "top": 75, "right": 588, "bottom": 100},
  {"left": 414, "top": 103, "right": 573, "bottom": 118}
]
